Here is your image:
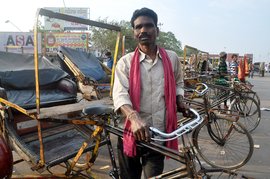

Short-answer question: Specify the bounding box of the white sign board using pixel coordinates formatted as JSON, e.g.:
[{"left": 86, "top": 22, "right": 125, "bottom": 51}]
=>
[
  {"left": 0, "top": 32, "right": 41, "bottom": 54},
  {"left": 44, "top": 32, "right": 89, "bottom": 53},
  {"left": 44, "top": 7, "right": 89, "bottom": 31}
]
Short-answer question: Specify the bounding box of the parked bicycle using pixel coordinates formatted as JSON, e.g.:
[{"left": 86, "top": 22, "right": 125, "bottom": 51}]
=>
[
  {"left": 184, "top": 83, "right": 254, "bottom": 170},
  {"left": 206, "top": 79, "right": 261, "bottom": 132}
]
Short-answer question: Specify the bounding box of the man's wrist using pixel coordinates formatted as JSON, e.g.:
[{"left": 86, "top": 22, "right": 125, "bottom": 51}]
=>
[
  {"left": 127, "top": 110, "right": 137, "bottom": 119},
  {"left": 177, "top": 95, "right": 184, "bottom": 103},
  {"left": 119, "top": 104, "right": 138, "bottom": 119}
]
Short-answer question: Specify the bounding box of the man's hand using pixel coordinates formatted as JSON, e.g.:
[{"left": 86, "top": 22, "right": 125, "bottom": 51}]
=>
[
  {"left": 128, "top": 111, "right": 150, "bottom": 142},
  {"left": 176, "top": 95, "right": 190, "bottom": 117},
  {"left": 120, "top": 105, "right": 150, "bottom": 142}
]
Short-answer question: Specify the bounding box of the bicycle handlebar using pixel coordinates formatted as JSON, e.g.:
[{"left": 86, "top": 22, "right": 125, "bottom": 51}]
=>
[
  {"left": 194, "top": 83, "right": 208, "bottom": 96},
  {"left": 149, "top": 108, "right": 203, "bottom": 142}
]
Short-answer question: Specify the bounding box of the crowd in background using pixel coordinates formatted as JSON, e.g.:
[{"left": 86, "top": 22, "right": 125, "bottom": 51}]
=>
[{"left": 183, "top": 51, "right": 269, "bottom": 80}]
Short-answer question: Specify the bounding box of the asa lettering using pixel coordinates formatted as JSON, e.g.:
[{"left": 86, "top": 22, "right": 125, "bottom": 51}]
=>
[{"left": 6, "top": 35, "right": 34, "bottom": 46}]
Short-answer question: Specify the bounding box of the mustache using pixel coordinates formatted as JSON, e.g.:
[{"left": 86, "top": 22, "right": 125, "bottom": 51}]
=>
[{"left": 139, "top": 32, "right": 150, "bottom": 38}]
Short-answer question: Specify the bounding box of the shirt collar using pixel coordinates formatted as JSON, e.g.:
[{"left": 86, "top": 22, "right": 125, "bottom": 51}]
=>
[{"left": 138, "top": 48, "right": 161, "bottom": 62}]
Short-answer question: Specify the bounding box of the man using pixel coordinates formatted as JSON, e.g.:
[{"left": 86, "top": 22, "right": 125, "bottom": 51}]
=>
[
  {"left": 105, "top": 51, "right": 113, "bottom": 69},
  {"left": 248, "top": 62, "right": 254, "bottom": 78},
  {"left": 188, "top": 53, "right": 196, "bottom": 70},
  {"left": 113, "top": 7, "right": 188, "bottom": 179},
  {"left": 217, "top": 51, "right": 229, "bottom": 108},
  {"left": 199, "top": 52, "right": 213, "bottom": 74},
  {"left": 218, "top": 51, "right": 228, "bottom": 78},
  {"left": 259, "top": 62, "right": 265, "bottom": 77},
  {"left": 229, "top": 54, "right": 238, "bottom": 78}
]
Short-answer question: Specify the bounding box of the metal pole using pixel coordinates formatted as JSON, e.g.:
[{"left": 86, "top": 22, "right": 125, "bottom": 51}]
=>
[
  {"left": 5, "top": 20, "right": 22, "bottom": 32},
  {"left": 110, "top": 32, "right": 121, "bottom": 97}
]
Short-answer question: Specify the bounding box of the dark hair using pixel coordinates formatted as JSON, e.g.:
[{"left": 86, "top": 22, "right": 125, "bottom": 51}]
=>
[
  {"left": 130, "top": 7, "right": 158, "bottom": 28},
  {"left": 105, "top": 51, "right": 111, "bottom": 57},
  {"left": 219, "top": 51, "right": 227, "bottom": 58},
  {"left": 232, "top": 54, "right": 237, "bottom": 58}
]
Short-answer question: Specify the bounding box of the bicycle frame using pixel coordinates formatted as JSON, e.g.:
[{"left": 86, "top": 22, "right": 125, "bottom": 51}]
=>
[
  {"left": 105, "top": 123, "right": 202, "bottom": 178},
  {"left": 104, "top": 117, "right": 251, "bottom": 178}
]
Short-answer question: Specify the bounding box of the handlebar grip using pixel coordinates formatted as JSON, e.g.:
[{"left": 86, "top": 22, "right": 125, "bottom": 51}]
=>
[{"left": 149, "top": 108, "right": 202, "bottom": 141}]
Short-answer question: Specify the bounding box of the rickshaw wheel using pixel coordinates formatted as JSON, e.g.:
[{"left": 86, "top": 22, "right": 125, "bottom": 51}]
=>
[
  {"left": 0, "top": 102, "right": 13, "bottom": 179},
  {"left": 0, "top": 135, "right": 13, "bottom": 179},
  {"left": 0, "top": 105, "right": 10, "bottom": 145}
]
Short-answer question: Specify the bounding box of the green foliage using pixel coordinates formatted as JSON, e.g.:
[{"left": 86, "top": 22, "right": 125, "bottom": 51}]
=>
[
  {"left": 118, "top": 20, "right": 136, "bottom": 54},
  {"left": 89, "top": 18, "right": 120, "bottom": 55},
  {"left": 157, "top": 31, "right": 182, "bottom": 56},
  {"left": 89, "top": 19, "right": 183, "bottom": 57}
]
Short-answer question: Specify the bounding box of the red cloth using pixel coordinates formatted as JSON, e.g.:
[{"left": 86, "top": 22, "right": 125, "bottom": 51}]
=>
[
  {"left": 244, "top": 56, "right": 249, "bottom": 76},
  {"left": 123, "top": 47, "right": 178, "bottom": 157},
  {"left": 238, "top": 57, "right": 248, "bottom": 82}
]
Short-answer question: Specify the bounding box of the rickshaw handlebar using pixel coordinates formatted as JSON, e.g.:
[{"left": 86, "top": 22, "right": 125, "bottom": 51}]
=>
[{"left": 149, "top": 108, "right": 202, "bottom": 141}]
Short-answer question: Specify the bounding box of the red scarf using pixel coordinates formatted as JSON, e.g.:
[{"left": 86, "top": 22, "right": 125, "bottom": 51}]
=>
[{"left": 123, "top": 47, "right": 178, "bottom": 157}]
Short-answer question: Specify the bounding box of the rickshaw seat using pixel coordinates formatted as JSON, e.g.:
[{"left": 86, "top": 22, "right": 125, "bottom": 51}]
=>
[{"left": 82, "top": 104, "right": 113, "bottom": 116}]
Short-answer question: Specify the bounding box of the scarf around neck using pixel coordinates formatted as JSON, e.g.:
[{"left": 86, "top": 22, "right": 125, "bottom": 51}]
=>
[{"left": 123, "top": 47, "right": 178, "bottom": 157}]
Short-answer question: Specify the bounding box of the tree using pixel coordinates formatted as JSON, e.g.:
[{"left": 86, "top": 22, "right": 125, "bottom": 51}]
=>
[
  {"left": 157, "top": 31, "right": 182, "bottom": 56},
  {"left": 89, "top": 18, "right": 120, "bottom": 56},
  {"left": 89, "top": 19, "right": 183, "bottom": 57}
]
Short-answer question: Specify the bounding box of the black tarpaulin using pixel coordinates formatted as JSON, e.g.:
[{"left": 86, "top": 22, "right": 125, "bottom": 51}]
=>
[
  {"left": 58, "top": 46, "right": 108, "bottom": 82},
  {"left": 0, "top": 51, "right": 77, "bottom": 109},
  {"left": 0, "top": 51, "right": 68, "bottom": 89}
]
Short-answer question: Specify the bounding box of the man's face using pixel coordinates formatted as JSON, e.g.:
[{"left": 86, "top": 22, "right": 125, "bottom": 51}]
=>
[
  {"left": 220, "top": 56, "right": 226, "bottom": 61},
  {"left": 133, "top": 16, "right": 159, "bottom": 46},
  {"left": 202, "top": 54, "right": 208, "bottom": 61}
]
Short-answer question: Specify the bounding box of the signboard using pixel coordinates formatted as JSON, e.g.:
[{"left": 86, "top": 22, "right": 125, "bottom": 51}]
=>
[
  {"left": 44, "top": 32, "right": 88, "bottom": 53},
  {"left": 0, "top": 32, "right": 41, "bottom": 54},
  {"left": 44, "top": 7, "right": 89, "bottom": 31}
]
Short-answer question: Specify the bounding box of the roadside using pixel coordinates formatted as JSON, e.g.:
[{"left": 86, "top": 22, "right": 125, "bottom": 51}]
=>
[{"left": 12, "top": 74, "right": 270, "bottom": 179}]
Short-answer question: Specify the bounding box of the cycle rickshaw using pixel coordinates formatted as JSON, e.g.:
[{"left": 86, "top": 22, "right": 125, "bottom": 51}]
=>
[
  {"left": 0, "top": 8, "right": 254, "bottom": 179},
  {"left": 0, "top": 8, "right": 121, "bottom": 178}
]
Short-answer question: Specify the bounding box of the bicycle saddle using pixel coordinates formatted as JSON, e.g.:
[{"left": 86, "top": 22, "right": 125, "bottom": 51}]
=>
[{"left": 82, "top": 104, "right": 113, "bottom": 115}]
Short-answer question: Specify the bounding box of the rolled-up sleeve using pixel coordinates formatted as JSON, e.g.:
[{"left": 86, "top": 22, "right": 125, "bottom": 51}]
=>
[
  {"left": 167, "top": 50, "right": 184, "bottom": 96},
  {"left": 175, "top": 58, "right": 185, "bottom": 96},
  {"left": 112, "top": 56, "right": 133, "bottom": 112}
]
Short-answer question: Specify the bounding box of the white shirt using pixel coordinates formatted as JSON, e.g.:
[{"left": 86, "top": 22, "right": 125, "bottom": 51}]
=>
[{"left": 112, "top": 49, "right": 184, "bottom": 131}]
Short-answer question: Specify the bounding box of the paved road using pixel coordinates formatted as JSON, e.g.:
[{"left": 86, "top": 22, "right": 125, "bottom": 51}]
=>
[
  {"left": 12, "top": 74, "right": 270, "bottom": 178},
  {"left": 238, "top": 74, "right": 270, "bottom": 179}
]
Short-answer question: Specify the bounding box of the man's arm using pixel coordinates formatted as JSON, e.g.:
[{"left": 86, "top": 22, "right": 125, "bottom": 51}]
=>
[
  {"left": 170, "top": 51, "right": 189, "bottom": 116},
  {"left": 112, "top": 54, "right": 150, "bottom": 142},
  {"left": 119, "top": 104, "right": 150, "bottom": 142}
]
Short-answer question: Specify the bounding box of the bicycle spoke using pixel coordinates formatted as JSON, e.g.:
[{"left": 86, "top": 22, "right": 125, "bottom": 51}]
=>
[{"left": 193, "top": 118, "right": 253, "bottom": 169}]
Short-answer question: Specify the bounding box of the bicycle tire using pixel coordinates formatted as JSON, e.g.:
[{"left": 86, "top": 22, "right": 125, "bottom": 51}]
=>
[
  {"left": 248, "top": 92, "right": 260, "bottom": 107},
  {"left": 198, "top": 168, "right": 252, "bottom": 179},
  {"left": 192, "top": 117, "right": 254, "bottom": 170},
  {"left": 244, "top": 81, "right": 261, "bottom": 106},
  {"left": 230, "top": 96, "right": 261, "bottom": 132}
]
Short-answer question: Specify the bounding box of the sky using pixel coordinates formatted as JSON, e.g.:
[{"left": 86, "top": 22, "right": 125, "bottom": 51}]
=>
[{"left": 1, "top": 0, "right": 270, "bottom": 62}]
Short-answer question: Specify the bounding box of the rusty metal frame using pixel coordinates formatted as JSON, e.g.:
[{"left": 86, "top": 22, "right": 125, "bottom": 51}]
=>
[
  {"left": 32, "top": 8, "right": 122, "bottom": 168},
  {"left": 0, "top": 7, "right": 122, "bottom": 174}
]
